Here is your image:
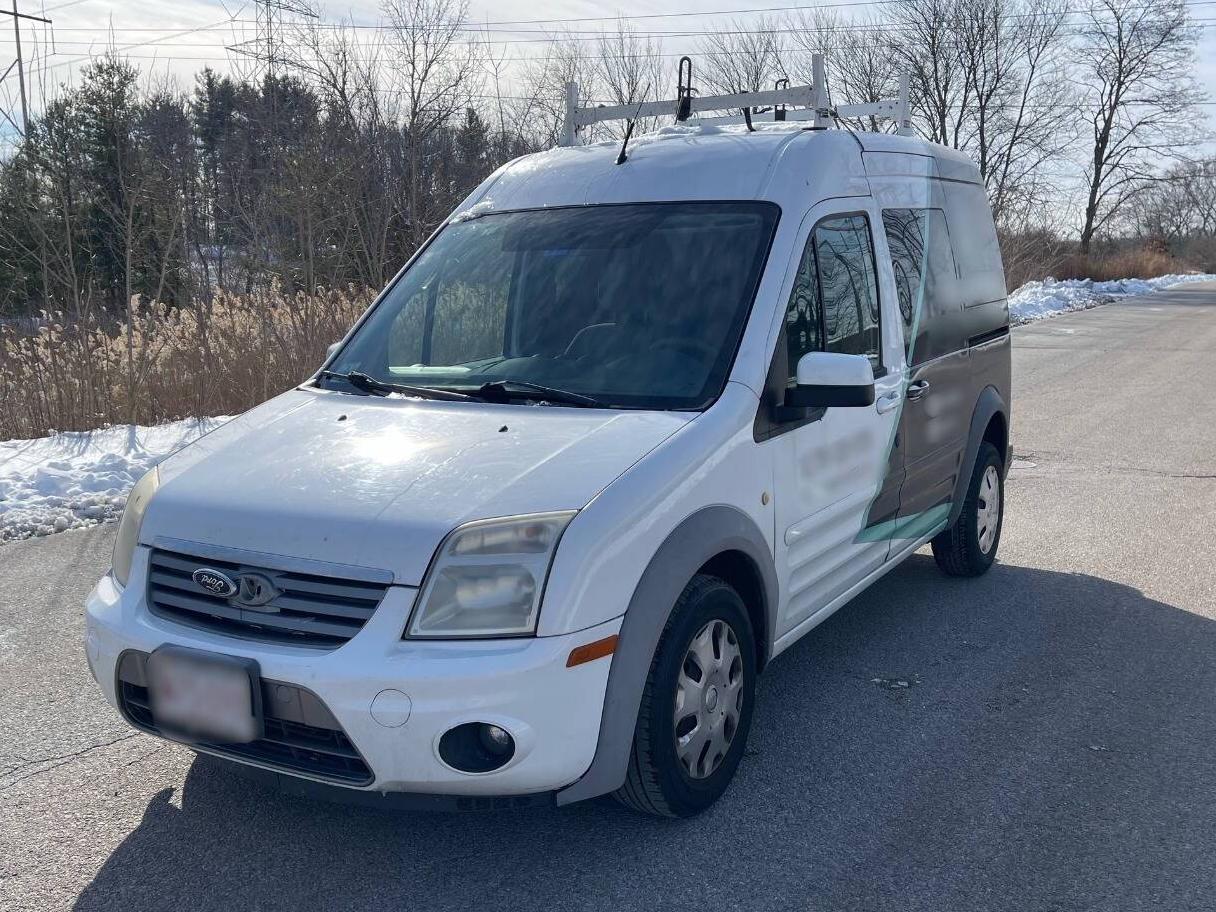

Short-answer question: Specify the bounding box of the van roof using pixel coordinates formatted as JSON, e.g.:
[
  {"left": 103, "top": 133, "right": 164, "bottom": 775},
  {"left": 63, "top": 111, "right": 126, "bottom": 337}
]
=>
[{"left": 462, "top": 124, "right": 982, "bottom": 216}]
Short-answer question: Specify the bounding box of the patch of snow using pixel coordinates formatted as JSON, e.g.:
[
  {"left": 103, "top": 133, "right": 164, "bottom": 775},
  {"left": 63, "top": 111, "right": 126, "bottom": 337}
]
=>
[
  {"left": 1009, "top": 273, "right": 1216, "bottom": 324},
  {"left": 449, "top": 199, "right": 496, "bottom": 223},
  {"left": 0, "top": 417, "right": 231, "bottom": 543}
]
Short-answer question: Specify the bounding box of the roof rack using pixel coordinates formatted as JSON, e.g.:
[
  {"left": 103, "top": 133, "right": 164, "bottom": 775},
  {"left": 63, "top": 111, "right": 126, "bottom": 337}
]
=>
[{"left": 559, "top": 53, "right": 913, "bottom": 147}]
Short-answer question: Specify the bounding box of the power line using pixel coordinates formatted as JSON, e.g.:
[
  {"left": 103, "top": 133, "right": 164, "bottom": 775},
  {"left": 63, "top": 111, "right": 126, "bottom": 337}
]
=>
[
  {"left": 19, "top": 19, "right": 1216, "bottom": 57},
  {"left": 18, "top": 11, "right": 1216, "bottom": 51},
  {"left": 13, "top": 17, "right": 1216, "bottom": 49},
  {"left": 27, "top": 0, "right": 1216, "bottom": 33},
  {"left": 18, "top": 0, "right": 1216, "bottom": 88}
]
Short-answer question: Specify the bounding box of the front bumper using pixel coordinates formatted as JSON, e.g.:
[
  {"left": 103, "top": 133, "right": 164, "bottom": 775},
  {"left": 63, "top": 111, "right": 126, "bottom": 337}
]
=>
[{"left": 85, "top": 547, "right": 619, "bottom": 797}]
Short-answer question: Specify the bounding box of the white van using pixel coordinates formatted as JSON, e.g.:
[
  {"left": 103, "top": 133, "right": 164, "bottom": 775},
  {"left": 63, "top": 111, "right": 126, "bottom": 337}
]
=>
[{"left": 85, "top": 75, "right": 1011, "bottom": 817}]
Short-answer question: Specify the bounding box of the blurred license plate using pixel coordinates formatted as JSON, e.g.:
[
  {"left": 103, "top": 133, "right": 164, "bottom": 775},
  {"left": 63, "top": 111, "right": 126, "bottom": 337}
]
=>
[{"left": 146, "top": 647, "right": 262, "bottom": 744}]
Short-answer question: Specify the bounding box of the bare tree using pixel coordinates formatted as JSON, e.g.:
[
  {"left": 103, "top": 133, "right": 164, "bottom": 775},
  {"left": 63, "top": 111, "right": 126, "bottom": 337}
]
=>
[
  {"left": 1074, "top": 0, "right": 1205, "bottom": 252},
  {"left": 513, "top": 32, "right": 597, "bottom": 148},
  {"left": 696, "top": 16, "right": 785, "bottom": 96},
  {"left": 1134, "top": 160, "right": 1216, "bottom": 242},
  {"left": 786, "top": 9, "right": 901, "bottom": 131},
  {"left": 382, "top": 0, "right": 482, "bottom": 246},
  {"left": 893, "top": 0, "right": 972, "bottom": 148},
  {"left": 955, "top": 0, "right": 1074, "bottom": 228},
  {"left": 596, "top": 22, "right": 666, "bottom": 137}
]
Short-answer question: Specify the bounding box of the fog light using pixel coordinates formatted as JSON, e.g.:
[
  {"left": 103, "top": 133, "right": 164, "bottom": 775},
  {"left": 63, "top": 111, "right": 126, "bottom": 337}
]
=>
[
  {"left": 480, "top": 723, "right": 511, "bottom": 755},
  {"left": 439, "top": 721, "right": 516, "bottom": 773}
]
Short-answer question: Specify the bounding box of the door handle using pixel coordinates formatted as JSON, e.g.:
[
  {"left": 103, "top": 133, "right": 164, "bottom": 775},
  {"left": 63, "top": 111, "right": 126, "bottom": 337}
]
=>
[
  {"left": 906, "top": 380, "right": 930, "bottom": 401},
  {"left": 876, "top": 392, "right": 901, "bottom": 414}
]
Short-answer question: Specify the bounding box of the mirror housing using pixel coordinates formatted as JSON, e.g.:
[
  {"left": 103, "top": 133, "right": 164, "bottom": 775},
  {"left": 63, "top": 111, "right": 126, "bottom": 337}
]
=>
[
  {"left": 784, "top": 351, "right": 876, "bottom": 409},
  {"left": 325, "top": 341, "right": 341, "bottom": 360}
]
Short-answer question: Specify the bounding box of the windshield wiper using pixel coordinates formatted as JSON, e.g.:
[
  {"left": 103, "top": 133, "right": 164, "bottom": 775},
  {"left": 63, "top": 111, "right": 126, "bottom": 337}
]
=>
[
  {"left": 476, "top": 380, "right": 605, "bottom": 408},
  {"left": 317, "top": 370, "right": 475, "bottom": 402}
]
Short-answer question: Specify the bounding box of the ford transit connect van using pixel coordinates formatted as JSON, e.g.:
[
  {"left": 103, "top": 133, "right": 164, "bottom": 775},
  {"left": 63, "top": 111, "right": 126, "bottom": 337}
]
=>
[{"left": 85, "top": 97, "right": 1011, "bottom": 817}]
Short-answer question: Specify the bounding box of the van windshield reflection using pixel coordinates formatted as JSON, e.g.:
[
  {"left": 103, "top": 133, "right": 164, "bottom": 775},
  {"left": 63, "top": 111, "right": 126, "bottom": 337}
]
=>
[{"left": 324, "top": 202, "right": 780, "bottom": 410}]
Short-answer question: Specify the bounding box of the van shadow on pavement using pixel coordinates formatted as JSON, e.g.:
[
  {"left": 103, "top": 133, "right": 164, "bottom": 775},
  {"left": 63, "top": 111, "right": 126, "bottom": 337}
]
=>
[{"left": 75, "top": 556, "right": 1216, "bottom": 912}]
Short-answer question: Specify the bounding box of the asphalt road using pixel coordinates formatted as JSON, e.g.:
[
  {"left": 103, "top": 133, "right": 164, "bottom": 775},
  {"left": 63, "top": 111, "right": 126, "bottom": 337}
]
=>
[{"left": 4, "top": 284, "right": 1216, "bottom": 911}]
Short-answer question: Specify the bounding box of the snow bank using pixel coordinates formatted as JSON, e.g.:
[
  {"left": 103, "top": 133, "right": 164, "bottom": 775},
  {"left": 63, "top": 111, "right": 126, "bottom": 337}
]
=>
[
  {"left": 1008, "top": 273, "right": 1216, "bottom": 324},
  {"left": 0, "top": 417, "right": 230, "bottom": 542}
]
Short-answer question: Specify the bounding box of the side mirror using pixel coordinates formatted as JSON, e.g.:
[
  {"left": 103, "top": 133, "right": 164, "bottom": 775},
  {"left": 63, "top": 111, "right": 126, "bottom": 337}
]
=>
[
  {"left": 785, "top": 351, "right": 876, "bottom": 409},
  {"left": 325, "top": 342, "right": 341, "bottom": 360}
]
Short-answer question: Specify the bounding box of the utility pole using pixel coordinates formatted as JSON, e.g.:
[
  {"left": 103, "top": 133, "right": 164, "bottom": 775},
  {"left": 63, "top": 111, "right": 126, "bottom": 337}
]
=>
[{"left": 1, "top": 0, "right": 51, "bottom": 137}]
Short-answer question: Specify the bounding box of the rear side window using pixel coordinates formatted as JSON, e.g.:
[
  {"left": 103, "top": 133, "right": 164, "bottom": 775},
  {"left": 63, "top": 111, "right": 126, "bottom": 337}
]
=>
[
  {"left": 882, "top": 208, "right": 958, "bottom": 365},
  {"left": 784, "top": 213, "right": 882, "bottom": 381}
]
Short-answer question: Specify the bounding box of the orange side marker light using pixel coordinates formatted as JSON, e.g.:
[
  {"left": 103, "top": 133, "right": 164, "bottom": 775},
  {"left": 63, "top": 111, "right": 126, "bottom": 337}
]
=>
[{"left": 566, "top": 634, "right": 619, "bottom": 668}]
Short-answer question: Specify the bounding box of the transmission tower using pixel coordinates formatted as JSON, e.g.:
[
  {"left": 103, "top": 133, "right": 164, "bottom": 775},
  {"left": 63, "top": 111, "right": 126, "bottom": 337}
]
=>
[
  {"left": 228, "top": 0, "right": 316, "bottom": 78},
  {"left": 0, "top": 1, "right": 51, "bottom": 140}
]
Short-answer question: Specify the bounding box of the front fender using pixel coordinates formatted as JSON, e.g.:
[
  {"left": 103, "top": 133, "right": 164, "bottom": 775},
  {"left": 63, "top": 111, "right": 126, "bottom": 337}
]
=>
[{"left": 555, "top": 505, "right": 776, "bottom": 805}]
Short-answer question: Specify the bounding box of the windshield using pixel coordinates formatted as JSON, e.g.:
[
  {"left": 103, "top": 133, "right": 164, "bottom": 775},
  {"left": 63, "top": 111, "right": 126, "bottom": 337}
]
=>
[{"left": 324, "top": 202, "right": 780, "bottom": 410}]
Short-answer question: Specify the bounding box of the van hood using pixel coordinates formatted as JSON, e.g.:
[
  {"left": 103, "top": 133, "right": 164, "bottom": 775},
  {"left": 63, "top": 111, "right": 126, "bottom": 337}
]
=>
[{"left": 142, "top": 389, "right": 690, "bottom": 584}]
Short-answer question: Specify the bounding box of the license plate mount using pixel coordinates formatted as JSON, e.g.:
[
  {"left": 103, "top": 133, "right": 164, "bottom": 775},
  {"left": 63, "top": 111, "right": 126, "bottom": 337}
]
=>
[{"left": 146, "top": 646, "right": 263, "bottom": 744}]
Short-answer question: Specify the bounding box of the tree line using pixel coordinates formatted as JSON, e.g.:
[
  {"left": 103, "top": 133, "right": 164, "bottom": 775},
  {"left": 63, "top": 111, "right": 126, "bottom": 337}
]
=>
[{"left": 0, "top": 0, "right": 1209, "bottom": 318}]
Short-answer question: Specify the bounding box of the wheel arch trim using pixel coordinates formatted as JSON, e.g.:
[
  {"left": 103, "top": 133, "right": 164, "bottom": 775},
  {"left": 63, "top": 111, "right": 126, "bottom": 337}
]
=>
[
  {"left": 555, "top": 505, "right": 777, "bottom": 806},
  {"left": 946, "top": 385, "right": 1009, "bottom": 529}
]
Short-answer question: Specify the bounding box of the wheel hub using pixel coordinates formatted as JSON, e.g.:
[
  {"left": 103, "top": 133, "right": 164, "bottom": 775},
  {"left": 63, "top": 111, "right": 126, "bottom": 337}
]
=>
[
  {"left": 673, "top": 618, "right": 745, "bottom": 779},
  {"left": 976, "top": 464, "right": 1001, "bottom": 554}
]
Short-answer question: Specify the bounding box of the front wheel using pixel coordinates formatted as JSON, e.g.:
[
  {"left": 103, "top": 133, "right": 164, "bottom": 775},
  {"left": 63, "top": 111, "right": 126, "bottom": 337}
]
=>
[
  {"left": 613, "top": 575, "right": 757, "bottom": 818},
  {"left": 931, "top": 441, "right": 1004, "bottom": 577}
]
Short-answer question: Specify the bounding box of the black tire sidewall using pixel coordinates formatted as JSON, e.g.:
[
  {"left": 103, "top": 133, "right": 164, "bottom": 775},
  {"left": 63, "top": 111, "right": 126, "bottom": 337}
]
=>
[
  {"left": 642, "top": 579, "right": 757, "bottom": 816},
  {"left": 963, "top": 442, "right": 1004, "bottom": 568}
]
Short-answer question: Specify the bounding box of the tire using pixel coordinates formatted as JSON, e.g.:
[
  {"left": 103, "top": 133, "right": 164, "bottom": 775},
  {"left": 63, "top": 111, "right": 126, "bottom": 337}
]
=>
[
  {"left": 931, "top": 441, "right": 1004, "bottom": 577},
  {"left": 613, "top": 574, "right": 757, "bottom": 818}
]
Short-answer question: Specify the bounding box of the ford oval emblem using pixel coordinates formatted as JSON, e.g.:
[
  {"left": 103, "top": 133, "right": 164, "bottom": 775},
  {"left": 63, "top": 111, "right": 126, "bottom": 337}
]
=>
[{"left": 192, "top": 567, "right": 238, "bottom": 597}]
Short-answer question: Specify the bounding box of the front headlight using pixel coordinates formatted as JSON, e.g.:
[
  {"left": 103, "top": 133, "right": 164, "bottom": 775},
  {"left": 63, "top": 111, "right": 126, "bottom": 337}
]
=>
[
  {"left": 407, "top": 512, "right": 575, "bottom": 638},
  {"left": 112, "top": 467, "right": 159, "bottom": 588}
]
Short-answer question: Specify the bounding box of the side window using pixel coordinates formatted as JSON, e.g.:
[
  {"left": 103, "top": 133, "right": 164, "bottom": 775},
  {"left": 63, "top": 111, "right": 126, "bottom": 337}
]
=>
[
  {"left": 814, "top": 215, "right": 881, "bottom": 370},
  {"left": 784, "top": 234, "right": 822, "bottom": 382},
  {"left": 881, "top": 207, "right": 959, "bottom": 365},
  {"left": 882, "top": 208, "right": 924, "bottom": 353},
  {"left": 782, "top": 213, "right": 881, "bottom": 382}
]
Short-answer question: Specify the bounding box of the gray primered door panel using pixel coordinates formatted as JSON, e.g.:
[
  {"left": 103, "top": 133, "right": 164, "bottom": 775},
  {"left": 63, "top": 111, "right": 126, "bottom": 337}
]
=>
[{"left": 899, "top": 349, "right": 970, "bottom": 524}]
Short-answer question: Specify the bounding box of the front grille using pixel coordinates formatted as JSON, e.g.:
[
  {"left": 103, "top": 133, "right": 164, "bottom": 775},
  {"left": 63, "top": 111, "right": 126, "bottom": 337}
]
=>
[
  {"left": 117, "top": 651, "right": 373, "bottom": 786},
  {"left": 147, "top": 548, "right": 389, "bottom": 648}
]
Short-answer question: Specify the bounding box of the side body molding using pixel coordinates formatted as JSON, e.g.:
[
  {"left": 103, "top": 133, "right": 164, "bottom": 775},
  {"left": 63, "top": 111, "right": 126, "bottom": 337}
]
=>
[
  {"left": 945, "top": 384, "right": 1009, "bottom": 529},
  {"left": 555, "top": 505, "right": 778, "bottom": 805}
]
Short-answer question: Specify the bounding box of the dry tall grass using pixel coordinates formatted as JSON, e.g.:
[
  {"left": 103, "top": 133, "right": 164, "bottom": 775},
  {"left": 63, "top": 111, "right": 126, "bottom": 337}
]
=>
[
  {"left": 1052, "top": 247, "right": 1183, "bottom": 283},
  {"left": 999, "top": 235, "right": 1195, "bottom": 290},
  {"left": 0, "top": 287, "right": 373, "bottom": 440},
  {"left": 1, "top": 240, "right": 1203, "bottom": 441}
]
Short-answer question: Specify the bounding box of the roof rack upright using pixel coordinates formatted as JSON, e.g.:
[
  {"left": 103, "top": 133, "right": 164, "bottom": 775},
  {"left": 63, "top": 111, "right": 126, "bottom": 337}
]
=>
[{"left": 559, "top": 53, "right": 913, "bottom": 147}]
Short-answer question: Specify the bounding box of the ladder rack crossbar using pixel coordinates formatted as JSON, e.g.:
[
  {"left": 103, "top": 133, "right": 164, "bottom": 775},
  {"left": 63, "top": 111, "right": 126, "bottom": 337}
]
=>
[
  {"left": 573, "top": 84, "right": 818, "bottom": 129},
  {"left": 559, "top": 53, "right": 914, "bottom": 146}
]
